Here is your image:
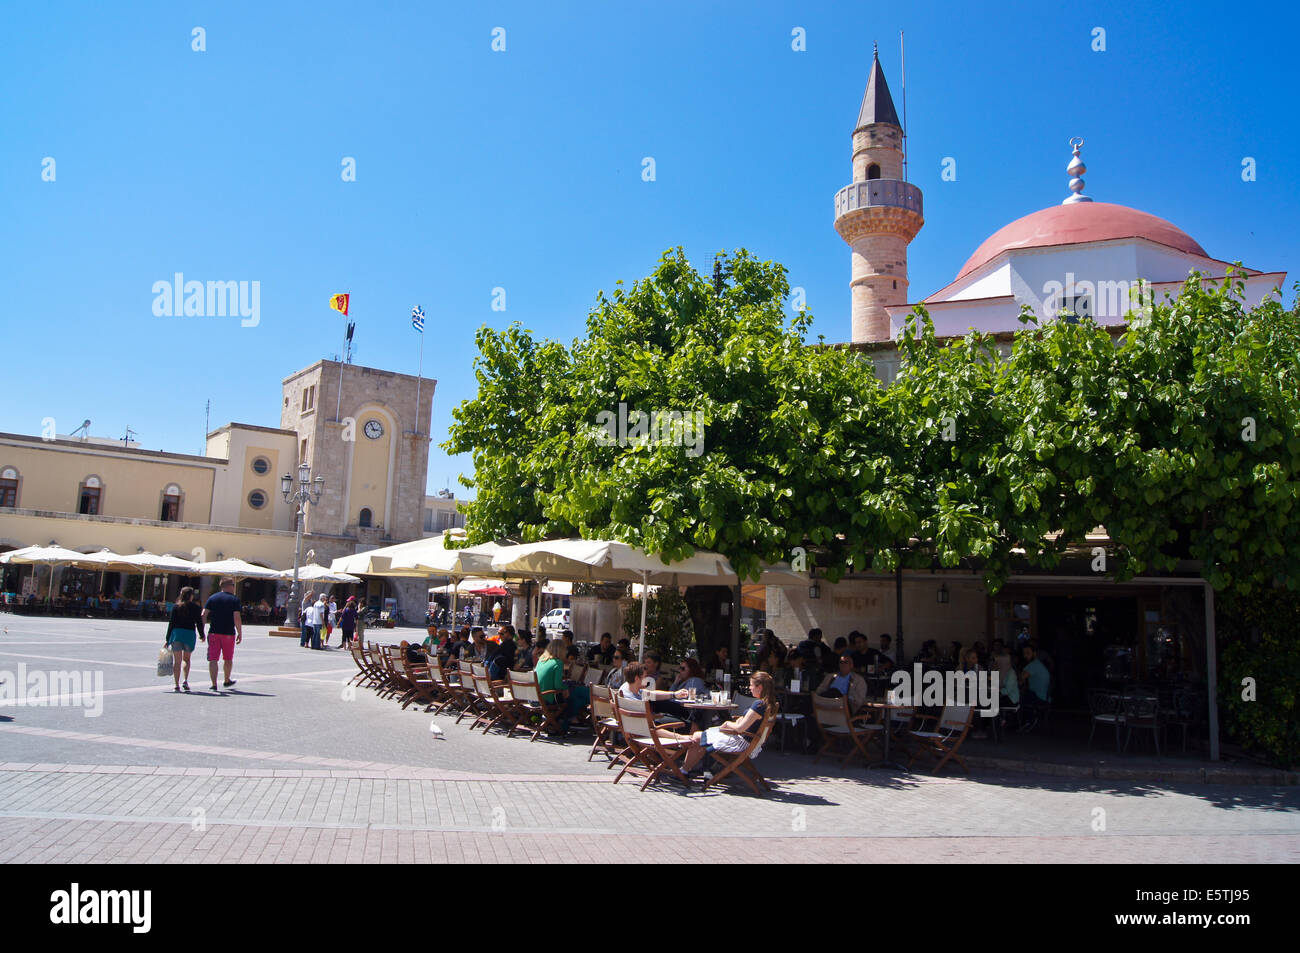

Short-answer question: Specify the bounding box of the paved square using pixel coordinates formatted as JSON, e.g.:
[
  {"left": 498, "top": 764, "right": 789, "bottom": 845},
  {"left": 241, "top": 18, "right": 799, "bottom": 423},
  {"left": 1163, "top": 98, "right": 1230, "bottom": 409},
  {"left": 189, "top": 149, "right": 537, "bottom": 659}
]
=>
[{"left": 1, "top": 616, "right": 1297, "bottom": 863}]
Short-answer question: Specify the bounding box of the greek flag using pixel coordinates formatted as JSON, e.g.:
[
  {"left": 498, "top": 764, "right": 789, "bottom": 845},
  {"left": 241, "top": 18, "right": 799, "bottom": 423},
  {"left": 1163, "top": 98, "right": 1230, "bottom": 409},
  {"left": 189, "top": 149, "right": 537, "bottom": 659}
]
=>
[{"left": 411, "top": 305, "right": 425, "bottom": 331}]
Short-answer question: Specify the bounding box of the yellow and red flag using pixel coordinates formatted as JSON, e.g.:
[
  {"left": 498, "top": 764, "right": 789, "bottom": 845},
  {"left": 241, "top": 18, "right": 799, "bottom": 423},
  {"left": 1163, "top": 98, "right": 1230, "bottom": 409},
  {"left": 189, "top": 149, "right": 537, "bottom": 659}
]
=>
[{"left": 329, "top": 293, "right": 350, "bottom": 316}]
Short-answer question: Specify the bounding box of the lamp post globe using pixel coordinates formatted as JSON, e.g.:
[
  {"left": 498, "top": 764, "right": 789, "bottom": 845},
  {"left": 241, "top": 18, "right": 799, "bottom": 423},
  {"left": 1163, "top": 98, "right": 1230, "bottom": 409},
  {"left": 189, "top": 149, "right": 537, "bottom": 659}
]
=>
[{"left": 282, "top": 464, "right": 324, "bottom": 625}]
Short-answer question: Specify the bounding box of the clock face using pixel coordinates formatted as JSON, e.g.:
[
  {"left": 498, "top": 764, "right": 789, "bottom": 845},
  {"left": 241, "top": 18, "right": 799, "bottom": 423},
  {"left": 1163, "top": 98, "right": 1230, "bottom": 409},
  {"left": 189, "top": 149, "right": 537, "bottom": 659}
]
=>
[{"left": 363, "top": 419, "right": 384, "bottom": 439}]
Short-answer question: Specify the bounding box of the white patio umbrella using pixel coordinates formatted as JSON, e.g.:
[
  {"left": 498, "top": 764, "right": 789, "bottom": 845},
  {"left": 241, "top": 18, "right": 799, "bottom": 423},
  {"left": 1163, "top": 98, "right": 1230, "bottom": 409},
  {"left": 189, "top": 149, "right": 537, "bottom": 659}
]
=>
[
  {"left": 276, "top": 563, "right": 361, "bottom": 584},
  {"left": 67, "top": 549, "right": 137, "bottom": 600},
  {"left": 0, "top": 545, "right": 91, "bottom": 602},
  {"left": 488, "top": 539, "right": 735, "bottom": 659},
  {"left": 428, "top": 576, "right": 502, "bottom": 595},
  {"left": 115, "top": 552, "right": 200, "bottom": 607},
  {"left": 329, "top": 533, "right": 494, "bottom": 625},
  {"left": 193, "top": 557, "right": 281, "bottom": 580},
  {"left": 381, "top": 537, "right": 506, "bottom": 628},
  {"left": 327, "top": 530, "right": 470, "bottom": 577}
]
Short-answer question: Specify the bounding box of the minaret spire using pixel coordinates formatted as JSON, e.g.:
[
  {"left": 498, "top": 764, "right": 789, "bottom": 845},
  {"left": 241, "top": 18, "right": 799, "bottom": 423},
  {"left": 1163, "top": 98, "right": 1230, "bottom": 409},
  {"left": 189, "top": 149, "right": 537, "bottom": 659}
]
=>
[
  {"left": 835, "top": 47, "right": 923, "bottom": 343},
  {"left": 857, "top": 45, "right": 901, "bottom": 130}
]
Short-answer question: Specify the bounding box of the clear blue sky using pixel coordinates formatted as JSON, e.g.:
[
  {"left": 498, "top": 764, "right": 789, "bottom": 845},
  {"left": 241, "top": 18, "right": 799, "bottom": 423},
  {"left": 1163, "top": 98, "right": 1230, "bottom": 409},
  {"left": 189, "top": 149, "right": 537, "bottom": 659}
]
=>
[{"left": 3, "top": 1, "right": 1296, "bottom": 498}]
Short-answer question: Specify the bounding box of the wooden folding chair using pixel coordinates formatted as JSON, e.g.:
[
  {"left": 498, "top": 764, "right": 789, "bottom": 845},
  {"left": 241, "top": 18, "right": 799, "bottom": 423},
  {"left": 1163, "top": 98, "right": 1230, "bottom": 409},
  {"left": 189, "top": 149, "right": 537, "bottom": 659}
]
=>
[
  {"left": 611, "top": 695, "right": 694, "bottom": 791},
  {"left": 586, "top": 684, "right": 621, "bottom": 762},
  {"left": 506, "top": 670, "right": 565, "bottom": 741},
  {"left": 475, "top": 664, "right": 521, "bottom": 735},
  {"left": 348, "top": 641, "right": 381, "bottom": 688},
  {"left": 370, "top": 645, "right": 403, "bottom": 700},
  {"left": 401, "top": 654, "right": 439, "bottom": 711},
  {"left": 812, "top": 693, "right": 883, "bottom": 767},
  {"left": 463, "top": 664, "right": 499, "bottom": 730},
  {"left": 439, "top": 661, "right": 477, "bottom": 721},
  {"left": 425, "top": 657, "right": 458, "bottom": 714},
  {"left": 384, "top": 646, "right": 416, "bottom": 706},
  {"left": 359, "top": 641, "right": 389, "bottom": 692},
  {"left": 908, "top": 705, "right": 974, "bottom": 774},
  {"left": 703, "top": 710, "right": 776, "bottom": 796}
]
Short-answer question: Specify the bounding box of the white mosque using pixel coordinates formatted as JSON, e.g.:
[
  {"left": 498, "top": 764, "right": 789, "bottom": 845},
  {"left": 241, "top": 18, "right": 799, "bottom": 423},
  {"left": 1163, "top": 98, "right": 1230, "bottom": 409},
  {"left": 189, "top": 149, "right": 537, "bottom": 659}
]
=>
[{"left": 835, "top": 50, "right": 1286, "bottom": 350}]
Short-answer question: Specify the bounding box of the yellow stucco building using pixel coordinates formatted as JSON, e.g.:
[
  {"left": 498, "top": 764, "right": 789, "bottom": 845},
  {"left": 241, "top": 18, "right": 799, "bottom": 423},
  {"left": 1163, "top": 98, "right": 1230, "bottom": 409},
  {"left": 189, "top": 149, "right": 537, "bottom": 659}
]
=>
[{"left": 0, "top": 358, "right": 434, "bottom": 614}]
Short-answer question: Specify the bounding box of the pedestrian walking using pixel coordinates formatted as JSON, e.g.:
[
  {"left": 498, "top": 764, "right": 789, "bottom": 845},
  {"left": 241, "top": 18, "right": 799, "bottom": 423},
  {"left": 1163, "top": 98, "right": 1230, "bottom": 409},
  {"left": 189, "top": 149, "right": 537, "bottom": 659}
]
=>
[
  {"left": 324, "top": 595, "right": 338, "bottom": 646},
  {"left": 310, "top": 593, "right": 326, "bottom": 650},
  {"left": 201, "top": 577, "right": 242, "bottom": 691},
  {"left": 340, "top": 596, "right": 357, "bottom": 646},
  {"left": 164, "top": 586, "right": 204, "bottom": 693},
  {"left": 299, "top": 590, "right": 315, "bottom": 647}
]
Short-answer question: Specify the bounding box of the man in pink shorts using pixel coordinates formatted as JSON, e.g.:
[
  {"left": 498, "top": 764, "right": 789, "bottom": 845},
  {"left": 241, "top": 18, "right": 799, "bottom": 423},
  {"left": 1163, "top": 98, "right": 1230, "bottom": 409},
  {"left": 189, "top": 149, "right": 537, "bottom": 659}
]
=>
[{"left": 201, "top": 577, "right": 243, "bottom": 691}]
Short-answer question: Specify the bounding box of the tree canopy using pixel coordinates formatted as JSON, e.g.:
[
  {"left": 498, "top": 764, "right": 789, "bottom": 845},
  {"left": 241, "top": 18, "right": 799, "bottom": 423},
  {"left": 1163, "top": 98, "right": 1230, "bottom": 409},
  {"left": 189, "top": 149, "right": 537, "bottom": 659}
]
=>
[{"left": 445, "top": 249, "right": 1300, "bottom": 597}]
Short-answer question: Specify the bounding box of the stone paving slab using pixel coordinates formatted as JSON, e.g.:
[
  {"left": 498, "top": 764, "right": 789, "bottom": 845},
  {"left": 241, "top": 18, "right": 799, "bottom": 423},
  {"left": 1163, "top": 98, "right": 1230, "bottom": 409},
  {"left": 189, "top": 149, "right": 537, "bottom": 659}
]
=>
[
  {"left": 2, "top": 616, "right": 1298, "bottom": 864},
  {"left": 0, "top": 816, "right": 1293, "bottom": 864}
]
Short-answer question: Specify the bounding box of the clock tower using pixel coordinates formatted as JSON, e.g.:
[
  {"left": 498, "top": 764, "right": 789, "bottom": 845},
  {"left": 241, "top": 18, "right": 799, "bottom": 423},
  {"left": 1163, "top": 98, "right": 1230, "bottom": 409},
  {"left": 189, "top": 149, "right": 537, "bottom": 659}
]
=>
[{"left": 280, "top": 358, "right": 434, "bottom": 561}]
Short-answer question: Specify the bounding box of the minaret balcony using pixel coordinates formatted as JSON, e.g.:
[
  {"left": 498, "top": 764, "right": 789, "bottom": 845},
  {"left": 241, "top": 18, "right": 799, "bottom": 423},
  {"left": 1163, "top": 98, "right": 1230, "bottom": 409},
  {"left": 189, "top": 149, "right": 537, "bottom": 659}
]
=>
[{"left": 834, "top": 179, "right": 923, "bottom": 222}]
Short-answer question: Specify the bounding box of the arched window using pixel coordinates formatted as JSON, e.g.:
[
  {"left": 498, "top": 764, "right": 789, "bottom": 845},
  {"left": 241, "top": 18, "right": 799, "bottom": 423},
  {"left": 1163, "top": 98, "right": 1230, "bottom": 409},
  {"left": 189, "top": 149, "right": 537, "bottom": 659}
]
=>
[
  {"left": 866, "top": 163, "right": 881, "bottom": 180},
  {"left": 359, "top": 507, "right": 372, "bottom": 528},
  {"left": 0, "top": 467, "right": 18, "bottom": 508},
  {"left": 161, "top": 484, "right": 182, "bottom": 522},
  {"left": 79, "top": 476, "right": 102, "bottom": 515}
]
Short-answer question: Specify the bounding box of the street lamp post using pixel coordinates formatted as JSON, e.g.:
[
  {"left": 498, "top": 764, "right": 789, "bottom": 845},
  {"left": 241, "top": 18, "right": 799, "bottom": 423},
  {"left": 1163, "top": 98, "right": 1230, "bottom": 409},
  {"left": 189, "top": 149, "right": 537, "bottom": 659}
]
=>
[{"left": 281, "top": 462, "right": 324, "bottom": 624}]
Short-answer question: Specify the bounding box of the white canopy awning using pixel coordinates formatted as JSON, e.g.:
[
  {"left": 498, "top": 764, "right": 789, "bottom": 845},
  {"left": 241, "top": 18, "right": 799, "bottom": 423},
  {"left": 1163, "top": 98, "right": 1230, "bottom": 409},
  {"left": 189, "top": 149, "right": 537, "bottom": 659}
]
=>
[
  {"left": 278, "top": 564, "right": 361, "bottom": 584},
  {"left": 192, "top": 557, "right": 281, "bottom": 579}
]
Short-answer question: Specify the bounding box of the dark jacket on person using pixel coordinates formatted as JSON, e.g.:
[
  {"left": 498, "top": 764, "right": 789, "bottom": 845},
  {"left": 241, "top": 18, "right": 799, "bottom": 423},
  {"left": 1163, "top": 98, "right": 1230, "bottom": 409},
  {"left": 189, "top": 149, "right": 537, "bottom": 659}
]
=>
[{"left": 165, "top": 601, "right": 204, "bottom": 640}]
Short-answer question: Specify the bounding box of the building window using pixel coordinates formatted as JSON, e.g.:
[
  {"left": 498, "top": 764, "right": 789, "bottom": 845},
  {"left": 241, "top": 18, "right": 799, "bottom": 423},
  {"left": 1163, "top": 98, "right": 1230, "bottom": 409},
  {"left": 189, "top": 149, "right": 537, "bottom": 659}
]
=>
[
  {"left": 299, "top": 439, "right": 309, "bottom": 465},
  {"left": 866, "top": 163, "right": 881, "bottom": 180},
  {"left": 0, "top": 466, "right": 17, "bottom": 507},
  {"left": 423, "top": 509, "right": 434, "bottom": 533},
  {"left": 160, "top": 484, "right": 182, "bottom": 522},
  {"left": 435, "top": 510, "right": 464, "bottom": 532},
  {"left": 251, "top": 456, "right": 270, "bottom": 475},
  {"left": 301, "top": 385, "right": 317, "bottom": 413},
  {"left": 248, "top": 490, "right": 267, "bottom": 510},
  {"left": 359, "top": 507, "right": 373, "bottom": 528},
  {"left": 1062, "top": 294, "right": 1092, "bottom": 322},
  {"left": 79, "top": 476, "right": 102, "bottom": 515}
]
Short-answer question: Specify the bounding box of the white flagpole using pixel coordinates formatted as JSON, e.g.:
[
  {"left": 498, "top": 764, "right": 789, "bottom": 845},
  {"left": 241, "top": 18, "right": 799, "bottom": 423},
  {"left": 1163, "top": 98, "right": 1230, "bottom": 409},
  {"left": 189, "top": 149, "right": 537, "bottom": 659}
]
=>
[{"left": 415, "top": 332, "right": 423, "bottom": 436}]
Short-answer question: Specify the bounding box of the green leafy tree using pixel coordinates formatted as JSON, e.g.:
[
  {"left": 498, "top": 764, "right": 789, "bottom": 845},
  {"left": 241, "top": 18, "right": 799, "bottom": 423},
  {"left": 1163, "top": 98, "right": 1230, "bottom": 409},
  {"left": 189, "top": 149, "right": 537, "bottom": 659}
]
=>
[
  {"left": 988, "top": 274, "right": 1300, "bottom": 593},
  {"left": 445, "top": 248, "right": 898, "bottom": 580},
  {"left": 1218, "top": 588, "right": 1300, "bottom": 769},
  {"left": 446, "top": 252, "right": 1300, "bottom": 763}
]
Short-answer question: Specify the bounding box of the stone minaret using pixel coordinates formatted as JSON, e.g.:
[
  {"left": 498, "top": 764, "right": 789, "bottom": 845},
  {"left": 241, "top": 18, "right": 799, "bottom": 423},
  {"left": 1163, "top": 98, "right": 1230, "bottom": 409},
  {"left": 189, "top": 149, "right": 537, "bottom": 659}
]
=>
[{"left": 834, "top": 46, "right": 924, "bottom": 342}]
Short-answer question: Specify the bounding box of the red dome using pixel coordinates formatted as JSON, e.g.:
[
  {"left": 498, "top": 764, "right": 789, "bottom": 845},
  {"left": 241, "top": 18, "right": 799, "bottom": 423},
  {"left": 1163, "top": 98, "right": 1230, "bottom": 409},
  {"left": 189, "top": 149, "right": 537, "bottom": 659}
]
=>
[{"left": 956, "top": 202, "right": 1209, "bottom": 280}]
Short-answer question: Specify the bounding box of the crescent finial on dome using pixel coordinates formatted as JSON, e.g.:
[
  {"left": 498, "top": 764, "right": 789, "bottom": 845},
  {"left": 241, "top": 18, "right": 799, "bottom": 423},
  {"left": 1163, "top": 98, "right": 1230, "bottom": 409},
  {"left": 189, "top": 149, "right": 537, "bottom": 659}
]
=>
[{"left": 1063, "top": 137, "right": 1092, "bottom": 204}]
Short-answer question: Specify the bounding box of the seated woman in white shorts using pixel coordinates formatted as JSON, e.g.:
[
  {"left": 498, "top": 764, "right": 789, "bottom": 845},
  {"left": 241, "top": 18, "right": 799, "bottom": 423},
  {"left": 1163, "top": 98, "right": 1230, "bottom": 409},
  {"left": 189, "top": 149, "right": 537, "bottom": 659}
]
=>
[{"left": 662, "top": 671, "right": 778, "bottom": 772}]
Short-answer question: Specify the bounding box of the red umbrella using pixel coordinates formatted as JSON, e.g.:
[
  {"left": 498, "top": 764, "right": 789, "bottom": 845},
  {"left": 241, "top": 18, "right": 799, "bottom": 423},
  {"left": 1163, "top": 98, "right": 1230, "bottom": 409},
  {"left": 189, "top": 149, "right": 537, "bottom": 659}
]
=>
[{"left": 470, "top": 585, "right": 508, "bottom": 596}]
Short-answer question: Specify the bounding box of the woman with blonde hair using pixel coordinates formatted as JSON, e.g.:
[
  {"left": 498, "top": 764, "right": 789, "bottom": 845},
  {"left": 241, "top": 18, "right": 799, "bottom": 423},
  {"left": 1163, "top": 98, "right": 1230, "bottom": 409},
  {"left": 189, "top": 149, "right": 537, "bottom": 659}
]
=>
[
  {"left": 663, "top": 671, "right": 779, "bottom": 772},
  {"left": 164, "top": 586, "right": 204, "bottom": 693}
]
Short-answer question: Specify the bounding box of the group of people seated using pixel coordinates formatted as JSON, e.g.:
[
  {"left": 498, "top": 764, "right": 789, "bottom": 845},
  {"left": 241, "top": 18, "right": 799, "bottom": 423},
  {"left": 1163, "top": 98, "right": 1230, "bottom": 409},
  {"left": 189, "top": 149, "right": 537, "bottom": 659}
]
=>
[
  {"left": 747, "top": 627, "right": 1057, "bottom": 744},
  {"left": 416, "top": 624, "right": 777, "bottom": 769}
]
